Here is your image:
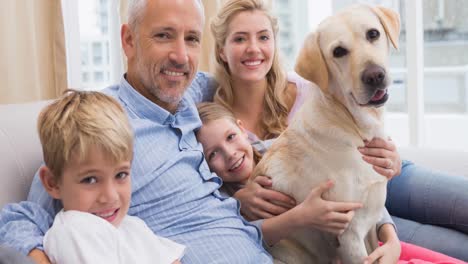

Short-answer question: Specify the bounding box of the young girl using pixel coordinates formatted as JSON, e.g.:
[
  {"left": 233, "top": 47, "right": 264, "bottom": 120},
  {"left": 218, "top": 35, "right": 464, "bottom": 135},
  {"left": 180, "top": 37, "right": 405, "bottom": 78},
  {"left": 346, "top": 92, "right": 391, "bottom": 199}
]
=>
[
  {"left": 197, "top": 102, "right": 261, "bottom": 197},
  {"left": 196, "top": 101, "right": 465, "bottom": 264}
]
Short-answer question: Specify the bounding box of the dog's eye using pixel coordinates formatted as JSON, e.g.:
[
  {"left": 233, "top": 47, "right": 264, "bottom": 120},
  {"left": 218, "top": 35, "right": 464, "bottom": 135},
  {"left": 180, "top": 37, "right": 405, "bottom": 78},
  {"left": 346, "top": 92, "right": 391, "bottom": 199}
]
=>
[
  {"left": 333, "top": 47, "right": 348, "bottom": 58},
  {"left": 367, "top": 29, "right": 380, "bottom": 41}
]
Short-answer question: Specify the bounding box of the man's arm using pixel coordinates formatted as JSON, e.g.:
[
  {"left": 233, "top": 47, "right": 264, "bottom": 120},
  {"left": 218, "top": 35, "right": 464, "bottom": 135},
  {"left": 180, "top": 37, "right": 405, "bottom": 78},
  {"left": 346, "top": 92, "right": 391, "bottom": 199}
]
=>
[
  {"left": 186, "top": 72, "right": 217, "bottom": 104},
  {"left": 0, "top": 169, "right": 58, "bottom": 256}
]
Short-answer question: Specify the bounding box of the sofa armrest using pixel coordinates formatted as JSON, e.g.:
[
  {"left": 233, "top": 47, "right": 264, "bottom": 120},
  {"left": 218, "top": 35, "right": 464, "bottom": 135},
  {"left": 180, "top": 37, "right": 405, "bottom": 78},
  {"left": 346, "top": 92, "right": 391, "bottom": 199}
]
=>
[
  {"left": 399, "top": 146, "right": 468, "bottom": 178},
  {"left": 0, "top": 101, "right": 50, "bottom": 208}
]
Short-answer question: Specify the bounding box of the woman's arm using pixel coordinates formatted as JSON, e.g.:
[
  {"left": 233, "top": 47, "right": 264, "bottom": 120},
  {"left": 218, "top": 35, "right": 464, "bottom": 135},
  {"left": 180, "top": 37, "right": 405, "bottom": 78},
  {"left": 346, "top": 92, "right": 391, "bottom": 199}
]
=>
[{"left": 358, "top": 137, "right": 402, "bottom": 179}]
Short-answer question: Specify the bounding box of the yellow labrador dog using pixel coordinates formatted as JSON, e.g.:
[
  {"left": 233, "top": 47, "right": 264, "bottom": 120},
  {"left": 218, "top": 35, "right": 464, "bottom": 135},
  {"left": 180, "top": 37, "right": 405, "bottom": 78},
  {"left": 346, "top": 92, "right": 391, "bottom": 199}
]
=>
[{"left": 252, "top": 4, "right": 400, "bottom": 264}]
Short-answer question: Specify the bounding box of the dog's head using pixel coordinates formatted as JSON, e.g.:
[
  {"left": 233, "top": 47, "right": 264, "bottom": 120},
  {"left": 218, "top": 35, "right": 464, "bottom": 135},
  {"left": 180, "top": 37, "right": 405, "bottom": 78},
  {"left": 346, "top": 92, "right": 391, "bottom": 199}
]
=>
[{"left": 295, "top": 4, "right": 400, "bottom": 109}]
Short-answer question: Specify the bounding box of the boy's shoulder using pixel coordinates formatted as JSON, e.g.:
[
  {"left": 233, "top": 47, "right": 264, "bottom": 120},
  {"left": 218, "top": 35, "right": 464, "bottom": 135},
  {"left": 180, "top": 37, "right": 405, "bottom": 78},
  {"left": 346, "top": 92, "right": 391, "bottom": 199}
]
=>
[
  {"left": 118, "top": 214, "right": 154, "bottom": 235},
  {"left": 49, "top": 210, "right": 116, "bottom": 233}
]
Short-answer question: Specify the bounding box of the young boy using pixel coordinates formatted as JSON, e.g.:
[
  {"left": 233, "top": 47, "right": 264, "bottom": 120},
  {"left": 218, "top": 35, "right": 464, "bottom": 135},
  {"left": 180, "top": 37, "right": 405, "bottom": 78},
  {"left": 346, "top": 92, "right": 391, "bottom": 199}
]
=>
[
  {"left": 38, "top": 90, "right": 184, "bottom": 264},
  {"left": 195, "top": 102, "right": 465, "bottom": 264}
]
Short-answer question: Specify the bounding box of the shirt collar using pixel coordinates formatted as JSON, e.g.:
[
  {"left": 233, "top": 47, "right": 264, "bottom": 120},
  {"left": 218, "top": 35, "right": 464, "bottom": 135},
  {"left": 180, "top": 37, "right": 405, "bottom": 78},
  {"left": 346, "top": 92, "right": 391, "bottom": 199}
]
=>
[{"left": 117, "top": 75, "right": 189, "bottom": 124}]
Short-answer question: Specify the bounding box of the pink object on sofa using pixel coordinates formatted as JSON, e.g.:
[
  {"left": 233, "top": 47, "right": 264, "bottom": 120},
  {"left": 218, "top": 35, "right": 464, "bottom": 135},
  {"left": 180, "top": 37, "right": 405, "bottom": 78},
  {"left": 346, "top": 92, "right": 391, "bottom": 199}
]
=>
[{"left": 399, "top": 241, "right": 467, "bottom": 264}]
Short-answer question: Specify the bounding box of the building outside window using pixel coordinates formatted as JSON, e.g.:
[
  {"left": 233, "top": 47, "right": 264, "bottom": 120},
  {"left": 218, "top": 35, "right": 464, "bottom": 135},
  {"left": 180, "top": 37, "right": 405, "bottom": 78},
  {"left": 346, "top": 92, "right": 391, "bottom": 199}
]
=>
[
  {"left": 78, "top": 0, "right": 112, "bottom": 90},
  {"left": 64, "top": 0, "right": 467, "bottom": 150},
  {"left": 272, "top": 0, "right": 468, "bottom": 150}
]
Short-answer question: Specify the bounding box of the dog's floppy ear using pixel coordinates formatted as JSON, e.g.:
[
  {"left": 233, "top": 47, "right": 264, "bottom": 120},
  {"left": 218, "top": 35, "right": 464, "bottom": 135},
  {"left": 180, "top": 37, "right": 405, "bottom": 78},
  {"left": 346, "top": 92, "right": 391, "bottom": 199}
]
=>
[
  {"left": 371, "top": 6, "right": 401, "bottom": 50},
  {"left": 294, "top": 32, "right": 329, "bottom": 93}
]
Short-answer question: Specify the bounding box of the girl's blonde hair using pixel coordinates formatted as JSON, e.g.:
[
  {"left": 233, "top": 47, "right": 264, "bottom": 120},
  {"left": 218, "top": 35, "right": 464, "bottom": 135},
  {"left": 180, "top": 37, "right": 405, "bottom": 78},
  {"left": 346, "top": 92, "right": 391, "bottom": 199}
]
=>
[
  {"left": 210, "top": 0, "right": 289, "bottom": 140},
  {"left": 197, "top": 102, "right": 238, "bottom": 127},
  {"left": 197, "top": 102, "right": 261, "bottom": 163}
]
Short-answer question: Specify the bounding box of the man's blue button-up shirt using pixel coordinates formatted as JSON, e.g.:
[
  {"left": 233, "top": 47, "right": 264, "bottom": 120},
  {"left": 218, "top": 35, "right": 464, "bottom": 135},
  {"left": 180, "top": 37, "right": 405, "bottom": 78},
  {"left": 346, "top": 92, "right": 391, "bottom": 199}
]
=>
[{"left": 0, "top": 73, "right": 272, "bottom": 263}]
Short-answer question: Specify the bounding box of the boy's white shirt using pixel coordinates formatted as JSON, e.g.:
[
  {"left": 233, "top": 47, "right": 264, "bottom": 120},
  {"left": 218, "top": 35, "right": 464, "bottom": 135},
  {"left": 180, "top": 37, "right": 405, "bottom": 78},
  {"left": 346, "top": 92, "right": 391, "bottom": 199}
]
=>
[{"left": 44, "top": 210, "right": 185, "bottom": 264}]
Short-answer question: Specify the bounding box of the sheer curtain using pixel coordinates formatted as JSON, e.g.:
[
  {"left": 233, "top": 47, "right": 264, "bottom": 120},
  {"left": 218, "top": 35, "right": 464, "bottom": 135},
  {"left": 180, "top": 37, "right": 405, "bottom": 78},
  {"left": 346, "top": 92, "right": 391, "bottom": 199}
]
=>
[
  {"left": 199, "top": 0, "right": 222, "bottom": 73},
  {"left": 0, "top": 0, "right": 67, "bottom": 104}
]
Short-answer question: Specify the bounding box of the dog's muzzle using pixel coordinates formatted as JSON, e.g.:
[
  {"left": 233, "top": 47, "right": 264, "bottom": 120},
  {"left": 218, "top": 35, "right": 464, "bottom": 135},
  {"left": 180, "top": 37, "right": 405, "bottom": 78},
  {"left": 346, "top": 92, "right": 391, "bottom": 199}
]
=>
[{"left": 361, "top": 64, "right": 389, "bottom": 107}]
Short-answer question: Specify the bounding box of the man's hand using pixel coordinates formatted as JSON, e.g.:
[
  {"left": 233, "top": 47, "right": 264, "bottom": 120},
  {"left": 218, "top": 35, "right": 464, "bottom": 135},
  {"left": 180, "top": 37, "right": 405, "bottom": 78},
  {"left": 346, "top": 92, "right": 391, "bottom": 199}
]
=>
[
  {"left": 358, "top": 137, "right": 401, "bottom": 180},
  {"left": 28, "top": 249, "right": 51, "bottom": 264},
  {"left": 233, "top": 176, "right": 296, "bottom": 221}
]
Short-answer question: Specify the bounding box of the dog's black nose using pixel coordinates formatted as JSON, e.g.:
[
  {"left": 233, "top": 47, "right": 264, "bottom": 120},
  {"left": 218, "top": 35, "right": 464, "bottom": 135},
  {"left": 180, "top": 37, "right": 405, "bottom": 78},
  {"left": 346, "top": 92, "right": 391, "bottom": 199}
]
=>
[{"left": 361, "top": 65, "right": 386, "bottom": 87}]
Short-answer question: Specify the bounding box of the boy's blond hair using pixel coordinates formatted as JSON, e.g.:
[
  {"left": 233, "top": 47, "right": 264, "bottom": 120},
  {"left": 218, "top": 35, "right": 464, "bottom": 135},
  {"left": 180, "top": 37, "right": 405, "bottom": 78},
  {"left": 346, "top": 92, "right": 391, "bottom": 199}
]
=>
[{"left": 37, "top": 90, "right": 133, "bottom": 181}]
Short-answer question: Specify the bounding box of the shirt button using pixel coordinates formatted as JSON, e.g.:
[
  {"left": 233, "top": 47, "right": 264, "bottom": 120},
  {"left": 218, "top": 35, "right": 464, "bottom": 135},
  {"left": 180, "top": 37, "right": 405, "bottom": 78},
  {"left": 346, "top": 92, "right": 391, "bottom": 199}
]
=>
[{"left": 164, "top": 115, "right": 175, "bottom": 125}]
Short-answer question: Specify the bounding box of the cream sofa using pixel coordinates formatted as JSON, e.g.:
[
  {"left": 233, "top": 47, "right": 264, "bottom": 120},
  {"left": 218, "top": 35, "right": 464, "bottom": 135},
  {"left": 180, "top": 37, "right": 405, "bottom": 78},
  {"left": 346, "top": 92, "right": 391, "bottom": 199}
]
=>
[{"left": 2, "top": 100, "right": 467, "bottom": 207}]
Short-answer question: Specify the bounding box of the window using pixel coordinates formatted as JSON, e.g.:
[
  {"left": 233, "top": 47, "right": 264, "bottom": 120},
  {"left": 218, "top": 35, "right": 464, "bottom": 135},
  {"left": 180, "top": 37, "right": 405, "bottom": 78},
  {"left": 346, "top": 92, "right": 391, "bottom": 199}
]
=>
[
  {"left": 82, "top": 72, "right": 90, "bottom": 83},
  {"left": 92, "top": 42, "right": 103, "bottom": 65},
  {"left": 272, "top": 0, "right": 468, "bottom": 150},
  {"left": 272, "top": 0, "right": 310, "bottom": 70},
  {"left": 94, "top": 71, "right": 105, "bottom": 82},
  {"left": 423, "top": 0, "right": 468, "bottom": 113},
  {"left": 61, "top": 0, "right": 467, "bottom": 150},
  {"left": 80, "top": 43, "right": 89, "bottom": 66},
  {"left": 62, "top": 0, "right": 122, "bottom": 91}
]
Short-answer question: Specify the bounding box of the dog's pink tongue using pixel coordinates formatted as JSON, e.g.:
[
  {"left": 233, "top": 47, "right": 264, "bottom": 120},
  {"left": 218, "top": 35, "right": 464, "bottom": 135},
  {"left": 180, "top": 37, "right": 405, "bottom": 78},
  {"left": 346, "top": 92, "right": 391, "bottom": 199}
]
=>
[{"left": 371, "top": 89, "right": 386, "bottom": 101}]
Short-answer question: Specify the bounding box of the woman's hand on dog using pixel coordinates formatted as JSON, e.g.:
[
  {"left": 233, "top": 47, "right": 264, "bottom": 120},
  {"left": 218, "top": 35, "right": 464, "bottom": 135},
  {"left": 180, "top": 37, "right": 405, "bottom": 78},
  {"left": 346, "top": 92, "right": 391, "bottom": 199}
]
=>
[
  {"left": 358, "top": 137, "right": 402, "bottom": 180},
  {"left": 234, "top": 176, "right": 296, "bottom": 221}
]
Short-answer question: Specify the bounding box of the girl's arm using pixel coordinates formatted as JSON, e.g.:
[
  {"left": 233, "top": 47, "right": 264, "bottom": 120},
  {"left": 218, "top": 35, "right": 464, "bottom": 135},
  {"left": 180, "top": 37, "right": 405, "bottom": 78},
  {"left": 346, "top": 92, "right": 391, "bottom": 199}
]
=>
[
  {"left": 364, "top": 223, "right": 401, "bottom": 264},
  {"left": 233, "top": 176, "right": 295, "bottom": 221},
  {"left": 260, "top": 180, "right": 362, "bottom": 246},
  {"left": 28, "top": 249, "right": 51, "bottom": 264}
]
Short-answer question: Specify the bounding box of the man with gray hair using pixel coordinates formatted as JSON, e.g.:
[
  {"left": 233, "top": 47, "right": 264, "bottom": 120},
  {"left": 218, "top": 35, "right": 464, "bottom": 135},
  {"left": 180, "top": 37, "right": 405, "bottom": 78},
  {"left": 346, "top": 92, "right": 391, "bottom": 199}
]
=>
[
  {"left": 0, "top": 0, "right": 329, "bottom": 263},
  {"left": 0, "top": 0, "right": 271, "bottom": 263}
]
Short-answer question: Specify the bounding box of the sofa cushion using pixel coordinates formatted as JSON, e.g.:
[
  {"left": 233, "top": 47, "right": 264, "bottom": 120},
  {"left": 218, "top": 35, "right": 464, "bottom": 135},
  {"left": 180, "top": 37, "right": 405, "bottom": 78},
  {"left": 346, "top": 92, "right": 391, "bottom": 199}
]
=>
[
  {"left": 399, "top": 146, "right": 468, "bottom": 178},
  {"left": 0, "top": 101, "right": 49, "bottom": 207}
]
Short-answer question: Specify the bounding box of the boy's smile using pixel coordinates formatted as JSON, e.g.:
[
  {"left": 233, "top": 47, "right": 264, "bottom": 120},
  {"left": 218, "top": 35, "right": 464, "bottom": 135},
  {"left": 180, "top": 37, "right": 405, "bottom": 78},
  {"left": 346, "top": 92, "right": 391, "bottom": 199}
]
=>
[{"left": 43, "top": 146, "right": 132, "bottom": 227}]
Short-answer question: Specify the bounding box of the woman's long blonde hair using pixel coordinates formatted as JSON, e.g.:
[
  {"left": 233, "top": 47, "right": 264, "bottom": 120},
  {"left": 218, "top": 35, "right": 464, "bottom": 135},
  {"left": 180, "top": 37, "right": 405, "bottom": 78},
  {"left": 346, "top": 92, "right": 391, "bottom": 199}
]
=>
[{"left": 210, "top": 0, "right": 289, "bottom": 140}]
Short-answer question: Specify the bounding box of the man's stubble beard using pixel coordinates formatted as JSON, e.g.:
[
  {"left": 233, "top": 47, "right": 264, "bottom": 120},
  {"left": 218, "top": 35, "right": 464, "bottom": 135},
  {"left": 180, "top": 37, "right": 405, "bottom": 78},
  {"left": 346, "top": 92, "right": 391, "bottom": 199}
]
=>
[{"left": 137, "top": 57, "right": 185, "bottom": 106}]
